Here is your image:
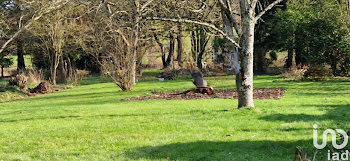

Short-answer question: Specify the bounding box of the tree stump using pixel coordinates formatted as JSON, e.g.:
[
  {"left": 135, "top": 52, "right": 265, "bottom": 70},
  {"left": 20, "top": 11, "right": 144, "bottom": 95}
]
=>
[{"left": 172, "top": 70, "right": 215, "bottom": 96}]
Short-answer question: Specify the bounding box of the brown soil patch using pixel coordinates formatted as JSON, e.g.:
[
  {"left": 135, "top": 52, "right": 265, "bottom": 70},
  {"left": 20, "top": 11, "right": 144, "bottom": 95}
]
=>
[
  {"left": 124, "top": 88, "right": 285, "bottom": 101},
  {"left": 27, "top": 82, "right": 65, "bottom": 96}
]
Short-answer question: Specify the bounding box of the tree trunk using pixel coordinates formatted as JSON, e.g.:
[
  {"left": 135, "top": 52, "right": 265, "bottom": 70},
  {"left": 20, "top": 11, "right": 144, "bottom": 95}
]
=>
[
  {"left": 131, "top": 60, "right": 136, "bottom": 85},
  {"left": 136, "top": 54, "right": 143, "bottom": 76},
  {"left": 50, "top": 54, "right": 59, "bottom": 85},
  {"left": 330, "top": 53, "right": 338, "bottom": 76},
  {"left": 153, "top": 35, "right": 167, "bottom": 69},
  {"left": 254, "top": 48, "right": 267, "bottom": 74},
  {"left": 1, "top": 66, "right": 3, "bottom": 77},
  {"left": 191, "top": 31, "right": 197, "bottom": 62},
  {"left": 197, "top": 51, "right": 204, "bottom": 70},
  {"left": 16, "top": 39, "right": 26, "bottom": 71},
  {"left": 236, "top": 16, "right": 255, "bottom": 108},
  {"left": 57, "top": 56, "right": 67, "bottom": 83},
  {"left": 165, "top": 34, "right": 175, "bottom": 68},
  {"left": 66, "top": 57, "right": 73, "bottom": 79},
  {"left": 51, "top": 67, "right": 57, "bottom": 85},
  {"left": 294, "top": 30, "right": 305, "bottom": 65},
  {"left": 285, "top": 48, "right": 294, "bottom": 68},
  {"left": 221, "top": 6, "right": 254, "bottom": 108},
  {"left": 131, "top": 0, "right": 140, "bottom": 87},
  {"left": 177, "top": 25, "right": 183, "bottom": 68}
]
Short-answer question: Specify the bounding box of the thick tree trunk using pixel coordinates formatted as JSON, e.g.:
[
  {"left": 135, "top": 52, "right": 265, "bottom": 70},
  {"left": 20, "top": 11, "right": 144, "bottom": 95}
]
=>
[
  {"left": 236, "top": 17, "right": 255, "bottom": 108},
  {"left": 177, "top": 25, "right": 183, "bottom": 68},
  {"left": 221, "top": 7, "right": 254, "bottom": 108},
  {"left": 16, "top": 39, "right": 26, "bottom": 71}
]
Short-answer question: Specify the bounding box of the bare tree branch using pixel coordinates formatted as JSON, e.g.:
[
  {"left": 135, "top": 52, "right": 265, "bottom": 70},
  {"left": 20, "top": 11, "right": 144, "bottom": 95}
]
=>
[
  {"left": 193, "top": 0, "right": 207, "bottom": 13},
  {"left": 140, "top": 0, "right": 154, "bottom": 12},
  {"left": 149, "top": 17, "right": 240, "bottom": 48},
  {"left": 115, "top": 29, "right": 130, "bottom": 47},
  {"left": 251, "top": 0, "right": 259, "bottom": 10},
  {"left": 0, "top": 0, "right": 70, "bottom": 54},
  {"left": 254, "top": 0, "right": 283, "bottom": 22},
  {"left": 218, "top": 0, "right": 242, "bottom": 35}
]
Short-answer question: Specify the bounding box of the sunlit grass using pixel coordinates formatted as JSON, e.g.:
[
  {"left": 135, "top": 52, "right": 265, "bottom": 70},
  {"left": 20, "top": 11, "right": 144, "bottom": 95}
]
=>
[
  {"left": 0, "top": 74, "right": 349, "bottom": 160},
  {"left": 10, "top": 55, "right": 32, "bottom": 68}
]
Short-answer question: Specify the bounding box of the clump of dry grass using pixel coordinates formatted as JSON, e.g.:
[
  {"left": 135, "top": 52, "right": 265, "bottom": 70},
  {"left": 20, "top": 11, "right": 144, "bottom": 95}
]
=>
[
  {"left": 67, "top": 70, "right": 90, "bottom": 86},
  {"left": 26, "top": 69, "right": 44, "bottom": 84}
]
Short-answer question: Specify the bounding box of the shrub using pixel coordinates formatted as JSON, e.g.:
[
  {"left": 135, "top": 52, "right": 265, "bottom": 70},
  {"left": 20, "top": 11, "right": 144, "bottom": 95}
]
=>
[
  {"left": 26, "top": 69, "right": 44, "bottom": 84},
  {"left": 303, "top": 65, "right": 333, "bottom": 78},
  {"left": 282, "top": 65, "right": 308, "bottom": 80},
  {"left": 67, "top": 70, "right": 89, "bottom": 86},
  {"left": 9, "top": 73, "right": 28, "bottom": 90}
]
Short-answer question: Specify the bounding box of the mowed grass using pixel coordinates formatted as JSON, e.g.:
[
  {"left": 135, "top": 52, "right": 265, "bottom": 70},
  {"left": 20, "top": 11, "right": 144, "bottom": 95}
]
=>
[{"left": 0, "top": 74, "right": 349, "bottom": 161}]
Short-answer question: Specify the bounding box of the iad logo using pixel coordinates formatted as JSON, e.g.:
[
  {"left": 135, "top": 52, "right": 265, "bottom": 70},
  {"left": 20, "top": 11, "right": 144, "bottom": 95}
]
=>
[{"left": 313, "top": 124, "right": 348, "bottom": 149}]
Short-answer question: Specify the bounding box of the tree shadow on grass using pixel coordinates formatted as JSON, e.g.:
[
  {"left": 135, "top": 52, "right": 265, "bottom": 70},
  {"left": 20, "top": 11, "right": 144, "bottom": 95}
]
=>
[
  {"left": 126, "top": 140, "right": 322, "bottom": 161},
  {"left": 259, "top": 104, "right": 350, "bottom": 127}
]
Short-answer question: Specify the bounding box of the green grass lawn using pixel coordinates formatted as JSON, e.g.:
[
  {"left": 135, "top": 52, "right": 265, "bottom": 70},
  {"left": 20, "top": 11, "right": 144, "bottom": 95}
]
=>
[{"left": 0, "top": 74, "right": 349, "bottom": 160}]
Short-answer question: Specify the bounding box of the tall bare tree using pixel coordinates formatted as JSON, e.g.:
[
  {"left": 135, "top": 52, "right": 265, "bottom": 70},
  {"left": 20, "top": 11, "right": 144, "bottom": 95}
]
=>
[
  {"left": 150, "top": 0, "right": 283, "bottom": 108},
  {"left": 82, "top": 0, "right": 154, "bottom": 91}
]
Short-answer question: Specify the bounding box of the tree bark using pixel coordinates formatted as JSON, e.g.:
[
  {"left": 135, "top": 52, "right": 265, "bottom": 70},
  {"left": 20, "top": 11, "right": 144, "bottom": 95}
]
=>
[
  {"left": 177, "top": 25, "right": 183, "bottom": 68},
  {"left": 191, "top": 31, "right": 198, "bottom": 63},
  {"left": 131, "top": 60, "right": 136, "bottom": 85},
  {"left": 57, "top": 56, "right": 67, "bottom": 83},
  {"left": 136, "top": 54, "right": 143, "bottom": 76},
  {"left": 165, "top": 34, "right": 175, "bottom": 68},
  {"left": 285, "top": 48, "right": 294, "bottom": 68},
  {"left": 51, "top": 66, "right": 57, "bottom": 85},
  {"left": 236, "top": 10, "right": 255, "bottom": 108},
  {"left": 50, "top": 53, "right": 59, "bottom": 85},
  {"left": 66, "top": 57, "right": 73, "bottom": 79},
  {"left": 197, "top": 51, "right": 204, "bottom": 70},
  {"left": 131, "top": 0, "right": 140, "bottom": 86},
  {"left": 254, "top": 47, "right": 267, "bottom": 74},
  {"left": 153, "top": 34, "right": 167, "bottom": 68},
  {"left": 196, "top": 30, "right": 209, "bottom": 70},
  {"left": 1, "top": 66, "right": 3, "bottom": 77},
  {"left": 16, "top": 39, "right": 26, "bottom": 71}
]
